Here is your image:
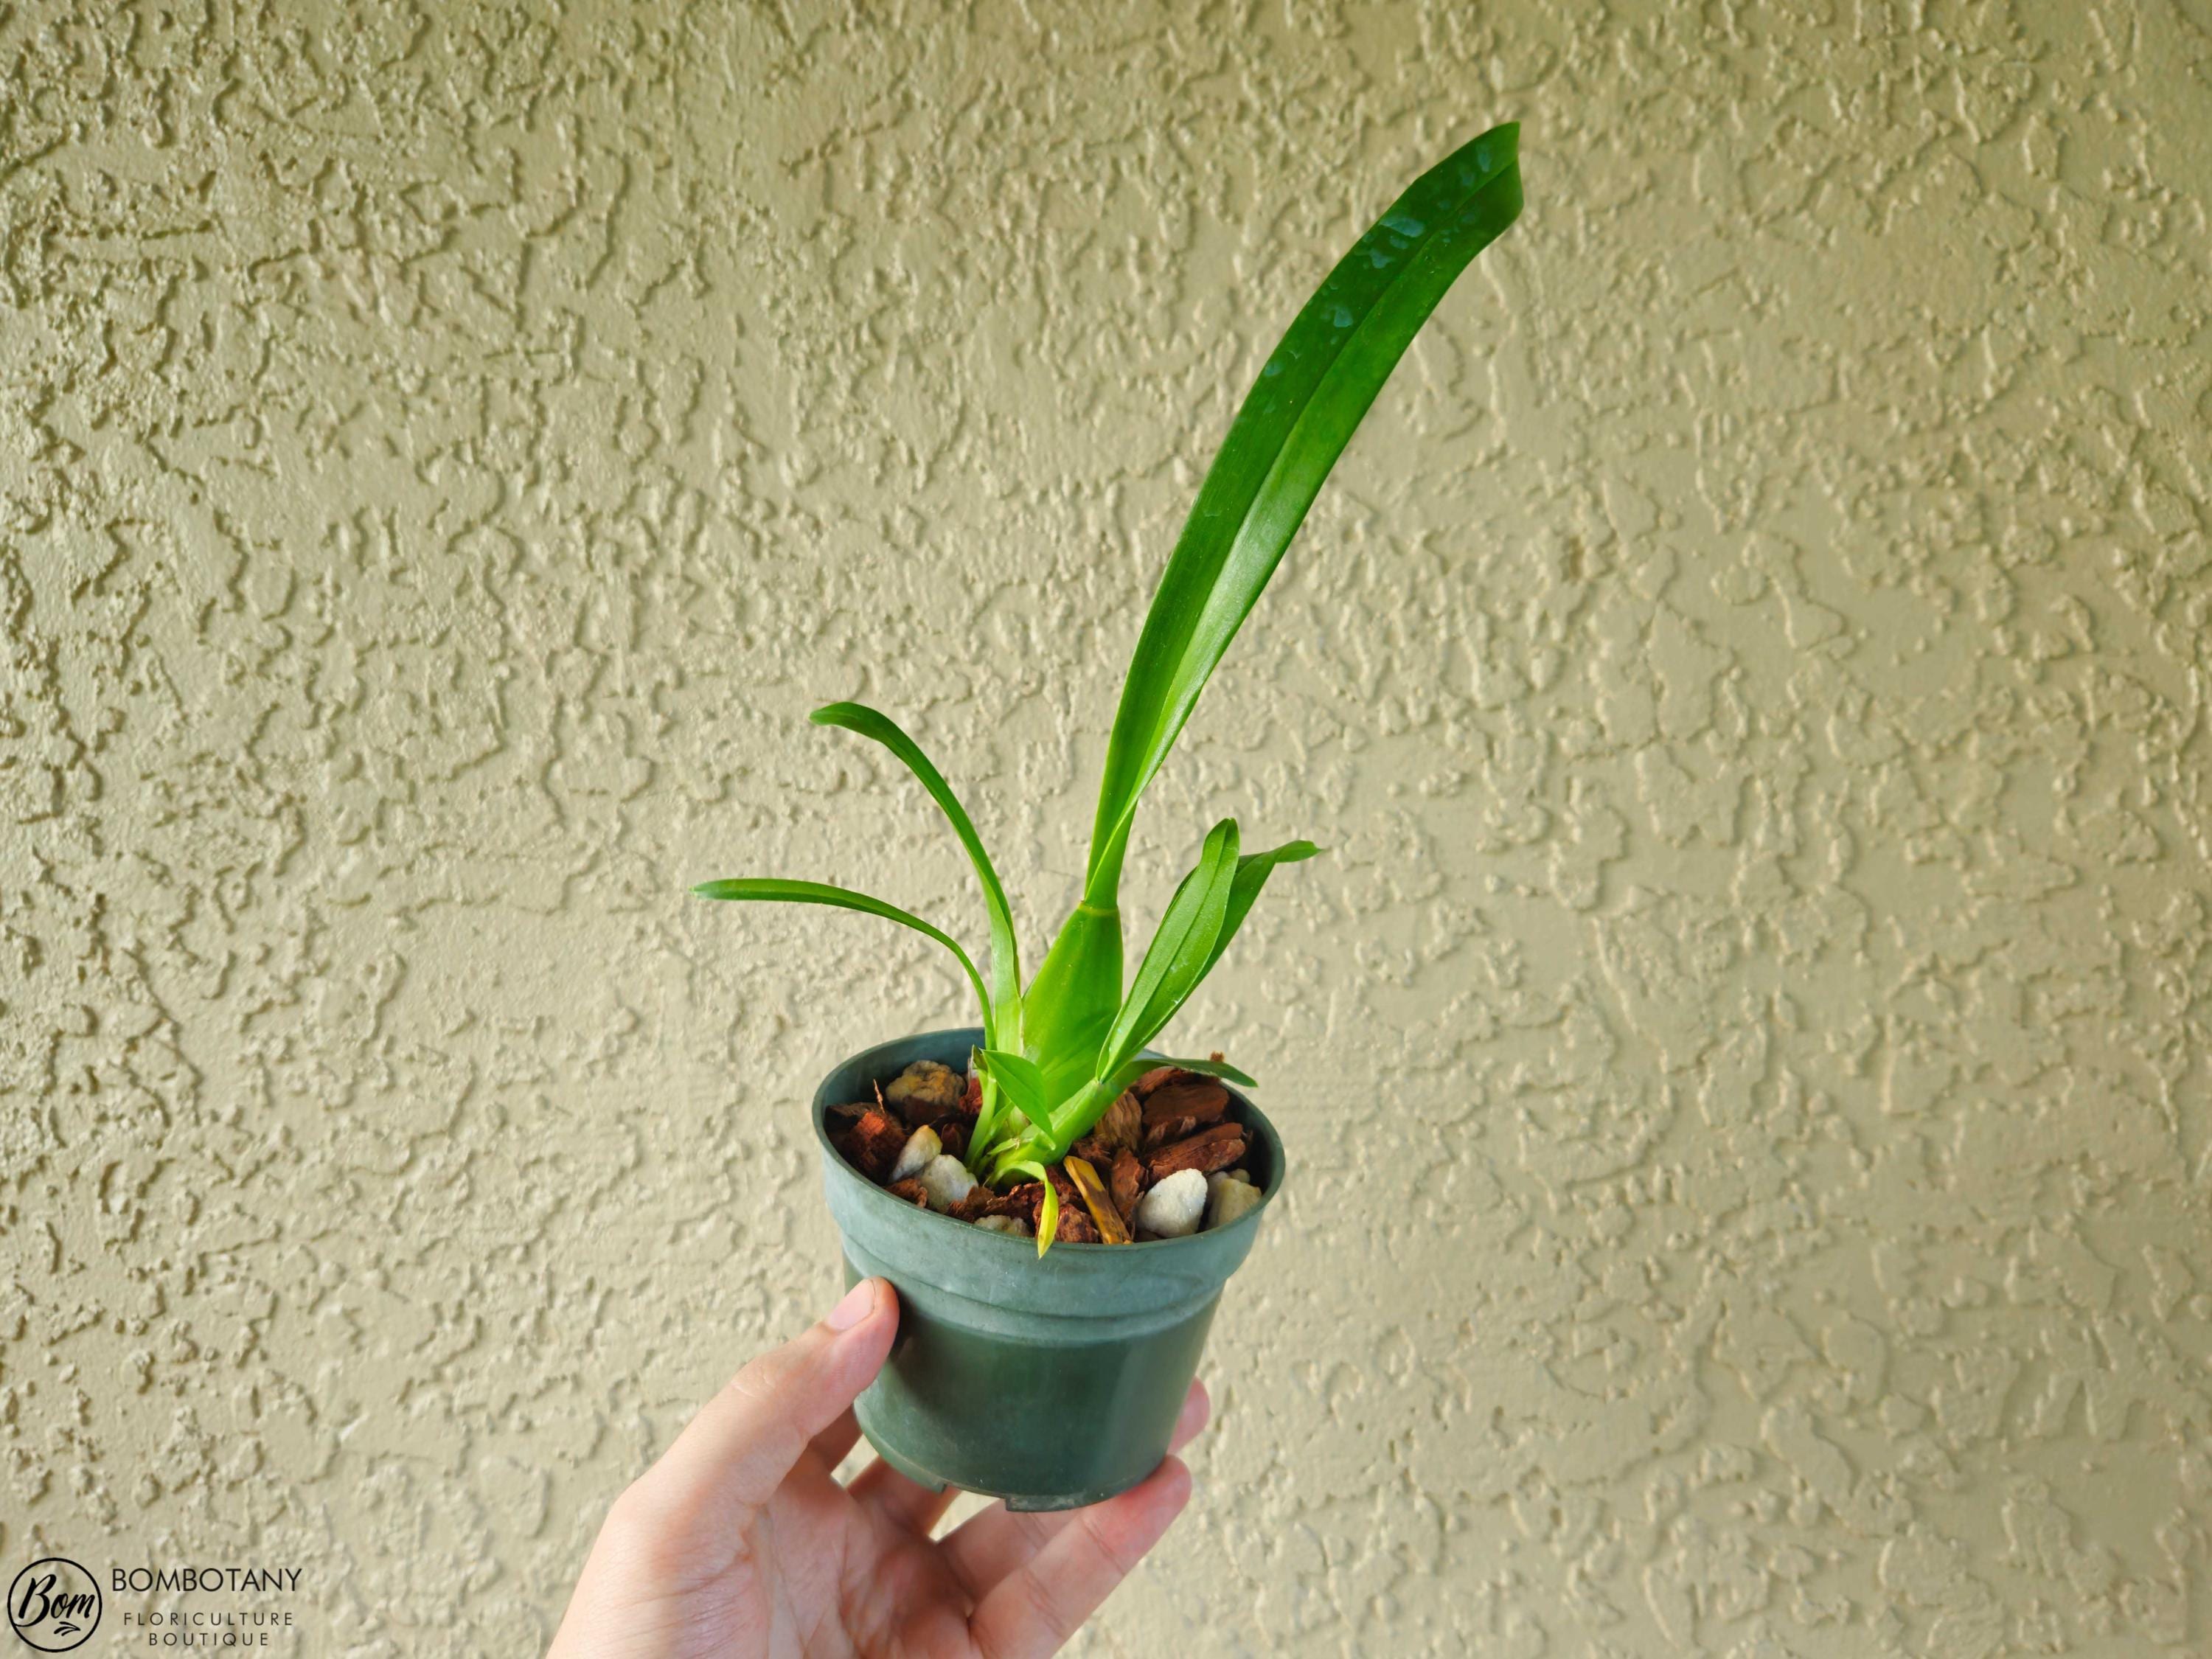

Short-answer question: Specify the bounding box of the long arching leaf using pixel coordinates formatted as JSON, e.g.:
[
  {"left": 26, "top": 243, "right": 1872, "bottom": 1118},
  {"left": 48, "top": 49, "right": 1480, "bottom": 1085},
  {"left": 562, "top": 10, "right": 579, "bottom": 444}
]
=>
[
  {"left": 1020, "top": 124, "right": 1523, "bottom": 1099},
  {"left": 692, "top": 877, "right": 992, "bottom": 1034},
  {"left": 810, "top": 701, "right": 1021, "bottom": 1022},
  {"left": 1082, "top": 124, "right": 1522, "bottom": 900}
]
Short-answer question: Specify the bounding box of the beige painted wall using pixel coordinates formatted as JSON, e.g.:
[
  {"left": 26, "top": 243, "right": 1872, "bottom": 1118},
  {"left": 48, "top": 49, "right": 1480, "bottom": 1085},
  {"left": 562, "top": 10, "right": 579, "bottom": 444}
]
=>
[{"left": 5, "top": 2, "right": 2209, "bottom": 1654}]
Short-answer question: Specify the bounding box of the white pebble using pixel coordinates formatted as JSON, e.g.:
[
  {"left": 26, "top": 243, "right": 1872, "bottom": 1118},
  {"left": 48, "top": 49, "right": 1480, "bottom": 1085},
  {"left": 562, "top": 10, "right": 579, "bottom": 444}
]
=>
[
  {"left": 918, "top": 1154, "right": 976, "bottom": 1213},
  {"left": 1134, "top": 1168, "right": 1207, "bottom": 1239},
  {"left": 973, "top": 1214, "right": 1032, "bottom": 1237},
  {"left": 1206, "top": 1169, "right": 1264, "bottom": 1230},
  {"left": 889, "top": 1124, "right": 940, "bottom": 1183}
]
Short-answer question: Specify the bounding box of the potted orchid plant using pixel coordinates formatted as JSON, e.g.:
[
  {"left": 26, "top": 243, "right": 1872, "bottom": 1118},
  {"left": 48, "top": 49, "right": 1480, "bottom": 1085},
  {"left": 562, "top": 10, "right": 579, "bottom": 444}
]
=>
[{"left": 696, "top": 122, "right": 1523, "bottom": 1508}]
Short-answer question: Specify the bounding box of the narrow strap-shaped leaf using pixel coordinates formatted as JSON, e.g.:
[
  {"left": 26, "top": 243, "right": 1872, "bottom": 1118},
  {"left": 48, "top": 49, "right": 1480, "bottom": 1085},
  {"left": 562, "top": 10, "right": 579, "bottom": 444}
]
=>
[
  {"left": 811, "top": 701, "right": 1021, "bottom": 1020},
  {"left": 1097, "top": 818, "right": 1240, "bottom": 1074},
  {"left": 973, "top": 1049, "right": 1055, "bottom": 1134},
  {"left": 692, "top": 877, "right": 992, "bottom": 1034},
  {"left": 1083, "top": 124, "right": 1522, "bottom": 900},
  {"left": 1201, "top": 840, "right": 1322, "bottom": 978}
]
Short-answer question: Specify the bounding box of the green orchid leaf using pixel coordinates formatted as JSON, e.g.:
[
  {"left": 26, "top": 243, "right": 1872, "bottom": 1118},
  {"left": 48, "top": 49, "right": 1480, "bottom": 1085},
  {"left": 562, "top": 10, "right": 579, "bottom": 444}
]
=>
[
  {"left": 1080, "top": 125, "right": 1520, "bottom": 903},
  {"left": 810, "top": 702, "right": 1022, "bottom": 1026},
  {"left": 1020, "top": 124, "right": 1521, "bottom": 1101},
  {"left": 1097, "top": 818, "right": 1240, "bottom": 1075},
  {"left": 1018, "top": 901, "right": 1123, "bottom": 1113},
  {"left": 1202, "top": 840, "right": 1322, "bottom": 978},
  {"left": 964, "top": 1046, "right": 1003, "bottom": 1172},
  {"left": 691, "top": 878, "right": 992, "bottom": 1035},
  {"left": 973, "top": 1048, "right": 1055, "bottom": 1135}
]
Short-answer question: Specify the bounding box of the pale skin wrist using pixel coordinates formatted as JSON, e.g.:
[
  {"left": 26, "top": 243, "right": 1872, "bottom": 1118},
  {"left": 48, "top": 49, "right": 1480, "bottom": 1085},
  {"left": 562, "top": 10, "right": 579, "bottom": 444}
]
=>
[{"left": 548, "top": 1279, "right": 1206, "bottom": 1659}]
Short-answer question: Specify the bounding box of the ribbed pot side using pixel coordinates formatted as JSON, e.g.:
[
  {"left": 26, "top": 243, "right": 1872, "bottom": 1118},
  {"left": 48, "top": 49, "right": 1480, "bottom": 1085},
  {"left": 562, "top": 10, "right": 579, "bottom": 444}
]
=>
[{"left": 813, "top": 1027, "right": 1285, "bottom": 1511}]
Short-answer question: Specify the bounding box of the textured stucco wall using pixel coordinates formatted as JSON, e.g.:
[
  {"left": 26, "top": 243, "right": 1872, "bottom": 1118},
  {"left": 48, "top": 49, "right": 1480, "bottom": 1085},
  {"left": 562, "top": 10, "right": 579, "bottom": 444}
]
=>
[{"left": 4, "top": 1, "right": 2210, "bottom": 1654}]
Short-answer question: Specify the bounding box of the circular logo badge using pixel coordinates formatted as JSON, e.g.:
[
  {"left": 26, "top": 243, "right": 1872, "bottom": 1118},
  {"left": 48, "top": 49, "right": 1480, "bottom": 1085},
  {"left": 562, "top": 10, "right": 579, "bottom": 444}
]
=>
[{"left": 7, "top": 1558, "right": 100, "bottom": 1652}]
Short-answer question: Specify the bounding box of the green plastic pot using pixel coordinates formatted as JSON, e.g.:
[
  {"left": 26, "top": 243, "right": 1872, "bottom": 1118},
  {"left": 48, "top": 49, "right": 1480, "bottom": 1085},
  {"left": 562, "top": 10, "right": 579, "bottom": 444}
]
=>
[{"left": 813, "top": 1026, "right": 1284, "bottom": 1511}]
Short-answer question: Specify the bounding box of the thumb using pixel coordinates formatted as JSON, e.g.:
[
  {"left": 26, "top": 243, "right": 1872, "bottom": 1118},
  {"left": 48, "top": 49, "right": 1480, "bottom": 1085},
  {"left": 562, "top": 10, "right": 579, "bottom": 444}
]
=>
[{"left": 639, "top": 1278, "right": 898, "bottom": 1526}]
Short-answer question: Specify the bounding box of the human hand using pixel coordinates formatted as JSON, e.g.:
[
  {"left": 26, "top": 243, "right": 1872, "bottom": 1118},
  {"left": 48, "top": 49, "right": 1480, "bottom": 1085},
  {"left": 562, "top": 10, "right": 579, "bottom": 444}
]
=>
[{"left": 547, "top": 1279, "right": 1206, "bottom": 1658}]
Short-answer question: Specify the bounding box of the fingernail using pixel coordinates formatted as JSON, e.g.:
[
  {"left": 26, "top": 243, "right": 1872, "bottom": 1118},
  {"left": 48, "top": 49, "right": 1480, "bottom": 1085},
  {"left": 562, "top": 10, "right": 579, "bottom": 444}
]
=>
[{"left": 827, "top": 1279, "right": 878, "bottom": 1332}]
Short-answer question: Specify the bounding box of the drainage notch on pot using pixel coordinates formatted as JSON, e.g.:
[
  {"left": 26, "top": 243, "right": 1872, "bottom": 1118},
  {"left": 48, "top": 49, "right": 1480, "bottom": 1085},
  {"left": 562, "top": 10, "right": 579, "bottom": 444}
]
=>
[{"left": 813, "top": 1026, "right": 1285, "bottom": 1511}]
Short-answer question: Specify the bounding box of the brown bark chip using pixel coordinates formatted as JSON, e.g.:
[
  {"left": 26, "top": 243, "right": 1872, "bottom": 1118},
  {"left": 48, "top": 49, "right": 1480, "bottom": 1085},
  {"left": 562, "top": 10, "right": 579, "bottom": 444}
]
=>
[
  {"left": 1079, "top": 1097, "right": 1150, "bottom": 1177},
  {"left": 831, "top": 1107, "right": 909, "bottom": 1181},
  {"left": 1138, "top": 1119, "right": 1184, "bottom": 1152},
  {"left": 1038, "top": 1167, "right": 1096, "bottom": 1243},
  {"left": 949, "top": 1186, "right": 995, "bottom": 1222},
  {"left": 886, "top": 1178, "right": 929, "bottom": 1207},
  {"left": 1100, "top": 1090, "right": 1143, "bottom": 1150},
  {"left": 984, "top": 1183, "right": 1046, "bottom": 1226},
  {"left": 1073, "top": 1092, "right": 1144, "bottom": 1167},
  {"left": 1146, "top": 1123, "right": 1246, "bottom": 1181},
  {"left": 932, "top": 1118, "right": 970, "bottom": 1162},
  {"left": 1130, "top": 1065, "right": 1183, "bottom": 1097},
  {"left": 1143, "top": 1080, "right": 1228, "bottom": 1130},
  {"left": 1110, "top": 1148, "right": 1147, "bottom": 1225},
  {"left": 1141, "top": 1081, "right": 1230, "bottom": 1149}
]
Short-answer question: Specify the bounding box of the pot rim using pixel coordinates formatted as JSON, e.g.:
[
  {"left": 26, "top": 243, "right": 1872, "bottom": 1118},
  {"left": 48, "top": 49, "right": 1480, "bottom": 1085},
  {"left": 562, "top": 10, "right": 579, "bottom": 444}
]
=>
[{"left": 812, "top": 1024, "right": 1287, "bottom": 1254}]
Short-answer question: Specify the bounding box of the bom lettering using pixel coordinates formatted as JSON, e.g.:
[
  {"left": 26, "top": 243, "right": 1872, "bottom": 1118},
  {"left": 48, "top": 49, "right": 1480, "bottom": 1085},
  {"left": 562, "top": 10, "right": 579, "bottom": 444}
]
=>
[{"left": 13, "top": 1567, "right": 97, "bottom": 1631}]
